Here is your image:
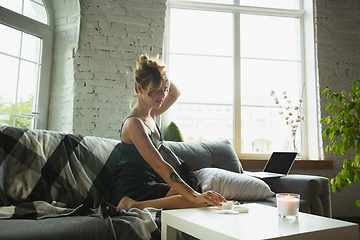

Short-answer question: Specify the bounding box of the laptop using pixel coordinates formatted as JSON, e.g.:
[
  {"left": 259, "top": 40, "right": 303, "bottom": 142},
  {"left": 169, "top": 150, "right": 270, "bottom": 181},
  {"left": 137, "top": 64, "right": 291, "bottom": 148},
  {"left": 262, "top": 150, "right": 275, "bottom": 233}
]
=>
[{"left": 244, "top": 152, "right": 297, "bottom": 179}]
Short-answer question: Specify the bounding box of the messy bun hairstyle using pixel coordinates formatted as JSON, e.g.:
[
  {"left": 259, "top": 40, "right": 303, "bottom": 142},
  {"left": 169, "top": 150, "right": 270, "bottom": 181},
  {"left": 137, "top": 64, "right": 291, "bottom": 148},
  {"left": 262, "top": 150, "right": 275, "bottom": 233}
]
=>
[{"left": 134, "top": 54, "right": 168, "bottom": 97}]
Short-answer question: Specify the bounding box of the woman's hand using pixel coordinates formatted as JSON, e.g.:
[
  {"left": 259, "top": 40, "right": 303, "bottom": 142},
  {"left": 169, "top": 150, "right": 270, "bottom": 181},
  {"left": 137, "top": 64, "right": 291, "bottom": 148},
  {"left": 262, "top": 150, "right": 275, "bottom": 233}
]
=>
[
  {"left": 151, "top": 82, "right": 181, "bottom": 118},
  {"left": 193, "top": 190, "right": 227, "bottom": 207}
]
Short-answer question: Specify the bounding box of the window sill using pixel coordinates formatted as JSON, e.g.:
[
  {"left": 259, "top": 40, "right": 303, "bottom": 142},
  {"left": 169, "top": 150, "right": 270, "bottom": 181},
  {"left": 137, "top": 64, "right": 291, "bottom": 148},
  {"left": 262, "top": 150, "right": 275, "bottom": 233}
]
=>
[{"left": 240, "top": 159, "right": 333, "bottom": 170}]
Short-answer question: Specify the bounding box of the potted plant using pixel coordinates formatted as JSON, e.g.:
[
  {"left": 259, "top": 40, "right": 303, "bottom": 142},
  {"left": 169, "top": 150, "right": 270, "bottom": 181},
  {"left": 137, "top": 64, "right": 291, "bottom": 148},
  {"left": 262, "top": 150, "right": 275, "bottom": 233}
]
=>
[{"left": 320, "top": 80, "right": 360, "bottom": 207}]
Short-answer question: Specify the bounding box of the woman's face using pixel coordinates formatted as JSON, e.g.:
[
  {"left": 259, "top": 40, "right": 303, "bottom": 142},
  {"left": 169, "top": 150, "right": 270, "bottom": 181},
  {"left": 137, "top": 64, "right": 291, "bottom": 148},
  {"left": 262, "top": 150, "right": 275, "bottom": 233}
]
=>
[{"left": 141, "top": 78, "right": 169, "bottom": 109}]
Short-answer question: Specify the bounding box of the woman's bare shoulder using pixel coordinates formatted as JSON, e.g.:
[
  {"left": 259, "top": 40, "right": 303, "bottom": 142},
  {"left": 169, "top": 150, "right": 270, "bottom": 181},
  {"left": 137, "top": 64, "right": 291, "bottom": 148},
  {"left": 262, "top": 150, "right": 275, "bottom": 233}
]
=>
[{"left": 121, "top": 116, "right": 146, "bottom": 143}]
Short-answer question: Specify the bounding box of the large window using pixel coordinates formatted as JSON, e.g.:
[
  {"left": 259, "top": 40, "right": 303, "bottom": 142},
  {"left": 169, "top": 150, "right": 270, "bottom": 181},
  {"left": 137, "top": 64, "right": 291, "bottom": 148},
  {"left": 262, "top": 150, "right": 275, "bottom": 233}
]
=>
[
  {"left": 0, "top": 0, "right": 53, "bottom": 129},
  {"left": 165, "top": 0, "right": 318, "bottom": 159}
]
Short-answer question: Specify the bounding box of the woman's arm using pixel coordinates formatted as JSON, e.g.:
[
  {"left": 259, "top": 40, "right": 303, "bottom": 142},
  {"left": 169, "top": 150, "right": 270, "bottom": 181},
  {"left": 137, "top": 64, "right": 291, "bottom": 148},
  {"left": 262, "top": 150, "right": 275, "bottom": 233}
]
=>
[
  {"left": 123, "top": 118, "right": 225, "bottom": 206},
  {"left": 151, "top": 82, "right": 181, "bottom": 118}
]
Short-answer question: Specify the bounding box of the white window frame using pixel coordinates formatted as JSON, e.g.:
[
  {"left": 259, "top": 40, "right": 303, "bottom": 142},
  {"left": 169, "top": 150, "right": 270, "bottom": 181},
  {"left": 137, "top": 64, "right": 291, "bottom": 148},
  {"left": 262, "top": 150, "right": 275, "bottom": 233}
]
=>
[
  {"left": 164, "top": 0, "right": 320, "bottom": 160},
  {"left": 0, "top": 0, "right": 53, "bottom": 129}
]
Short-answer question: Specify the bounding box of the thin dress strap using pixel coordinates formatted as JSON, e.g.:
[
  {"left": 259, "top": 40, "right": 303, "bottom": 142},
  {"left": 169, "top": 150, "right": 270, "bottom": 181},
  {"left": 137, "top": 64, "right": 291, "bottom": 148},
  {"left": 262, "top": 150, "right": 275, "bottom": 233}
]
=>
[
  {"left": 122, "top": 115, "right": 152, "bottom": 131},
  {"left": 120, "top": 115, "right": 162, "bottom": 140}
]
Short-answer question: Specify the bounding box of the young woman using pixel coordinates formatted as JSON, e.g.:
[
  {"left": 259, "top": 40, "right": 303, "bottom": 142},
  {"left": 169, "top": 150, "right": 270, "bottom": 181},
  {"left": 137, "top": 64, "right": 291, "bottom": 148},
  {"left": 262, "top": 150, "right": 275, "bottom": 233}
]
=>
[{"left": 108, "top": 54, "right": 226, "bottom": 211}]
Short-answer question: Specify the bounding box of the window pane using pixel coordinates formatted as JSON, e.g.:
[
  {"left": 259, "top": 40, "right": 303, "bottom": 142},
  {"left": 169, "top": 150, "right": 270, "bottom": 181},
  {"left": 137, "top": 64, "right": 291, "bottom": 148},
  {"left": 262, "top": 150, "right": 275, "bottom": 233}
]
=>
[
  {"left": 241, "top": 58, "right": 302, "bottom": 153},
  {"left": 240, "top": 0, "right": 300, "bottom": 10},
  {"left": 178, "top": 0, "right": 234, "bottom": 4},
  {"left": 166, "top": 3, "right": 307, "bottom": 156},
  {"left": 241, "top": 58, "right": 301, "bottom": 106},
  {"left": 169, "top": 54, "right": 233, "bottom": 105},
  {"left": 0, "top": 115, "right": 12, "bottom": 125},
  {"left": 0, "top": 0, "right": 50, "bottom": 130},
  {"left": 0, "top": 0, "right": 22, "bottom": 14},
  {"left": 1, "top": 0, "right": 48, "bottom": 25},
  {"left": 0, "top": 24, "right": 21, "bottom": 57},
  {"left": 170, "top": 8, "right": 233, "bottom": 57},
  {"left": 0, "top": 54, "right": 18, "bottom": 109},
  {"left": 240, "top": 14, "right": 300, "bottom": 61},
  {"left": 24, "top": 0, "right": 48, "bottom": 24},
  {"left": 241, "top": 106, "right": 302, "bottom": 153},
  {"left": 167, "top": 103, "right": 233, "bottom": 142},
  {"left": 17, "top": 60, "right": 39, "bottom": 115},
  {"left": 15, "top": 116, "right": 33, "bottom": 129},
  {"left": 21, "top": 32, "right": 42, "bottom": 63}
]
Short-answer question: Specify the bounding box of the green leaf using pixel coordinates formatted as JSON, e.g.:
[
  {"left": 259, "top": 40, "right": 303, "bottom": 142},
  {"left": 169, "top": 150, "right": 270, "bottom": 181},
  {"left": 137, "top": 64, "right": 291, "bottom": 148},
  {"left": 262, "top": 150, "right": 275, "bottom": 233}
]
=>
[
  {"left": 356, "top": 173, "right": 360, "bottom": 183},
  {"left": 333, "top": 144, "right": 338, "bottom": 153},
  {"left": 322, "top": 117, "right": 330, "bottom": 124},
  {"left": 336, "top": 184, "right": 342, "bottom": 193},
  {"left": 348, "top": 102, "right": 356, "bottom": 111},
  {"left": 322, "top": 88, "right": 330, "bottom": 95},
  {"left": 320, "top": 117, "right": 331, "bottom": 125},
  {"left": 322, "top": 131, "right": 327, "bottom": 139},
  {"left": 355, "top": 155, "right": 360, "bottom": 164},
  {"left": 330, "top": 178, "right": 337, "bottom": 193},
  {"left": 349, "top": 138, "right": 355, "bottom": 149},
  {"left": 326, "top": 128, "right": 330, "bottom": 136},
  {"left": 326, "top": 102, "right": 333, "bottom": 111},
  {"left": 335, "top": 94, "right": 342, "bottom": 102},
  {"left": 352, "top": 80, "right": 360, "bottom": 94},
  {"left": 335, "top": 129, "right": 341, "bottom": 137},
  {"left": 335, "top": 108, "right": 343, "bottom": 116}
]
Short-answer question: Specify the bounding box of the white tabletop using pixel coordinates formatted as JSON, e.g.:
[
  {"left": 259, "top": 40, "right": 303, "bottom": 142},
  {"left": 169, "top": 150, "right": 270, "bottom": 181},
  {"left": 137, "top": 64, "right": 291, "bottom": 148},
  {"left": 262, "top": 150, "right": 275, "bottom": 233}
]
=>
[{"left": 161, "top": 203, "right": 359, "bottom": 240}]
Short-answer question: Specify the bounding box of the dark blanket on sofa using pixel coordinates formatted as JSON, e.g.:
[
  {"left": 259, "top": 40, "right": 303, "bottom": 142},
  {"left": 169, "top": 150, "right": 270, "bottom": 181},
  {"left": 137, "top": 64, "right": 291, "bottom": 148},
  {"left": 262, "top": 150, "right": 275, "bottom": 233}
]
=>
[{"left": 0, "top": 124, "right": 161, "bottom": 240}]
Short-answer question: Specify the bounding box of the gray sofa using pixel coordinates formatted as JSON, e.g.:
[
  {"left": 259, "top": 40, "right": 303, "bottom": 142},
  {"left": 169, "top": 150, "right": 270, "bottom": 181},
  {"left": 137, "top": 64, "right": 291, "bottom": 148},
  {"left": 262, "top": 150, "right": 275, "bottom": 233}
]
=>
[
  {"left": 163, "top": 140, "right": 332, "bottom": 218},
  {"left": 0, "top": 125, "right": 331, "bottom": 240}
]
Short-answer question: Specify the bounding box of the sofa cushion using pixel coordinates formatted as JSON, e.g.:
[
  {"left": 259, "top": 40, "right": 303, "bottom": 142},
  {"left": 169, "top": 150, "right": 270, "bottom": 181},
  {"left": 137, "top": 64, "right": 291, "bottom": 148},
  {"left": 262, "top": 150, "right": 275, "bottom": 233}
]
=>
[
  {"left": 0, "top": 124, "right": 121, "bottom": 208},
  {"left": 163, "top": 139, "right": 243, "bottom": 173},
  {"left": 164, "top": 122, "right": 184, "bottom": 142},
  {"left": 194, "top": 168, "right": 275, "bottom": 201}
]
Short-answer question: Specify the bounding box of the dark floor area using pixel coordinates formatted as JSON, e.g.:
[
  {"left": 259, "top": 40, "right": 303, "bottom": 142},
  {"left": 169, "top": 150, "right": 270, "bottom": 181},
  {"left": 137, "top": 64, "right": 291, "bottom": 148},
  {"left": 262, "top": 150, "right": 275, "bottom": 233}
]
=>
[{"left": 333, "top": 216, "right": 360, "bottom": 238}]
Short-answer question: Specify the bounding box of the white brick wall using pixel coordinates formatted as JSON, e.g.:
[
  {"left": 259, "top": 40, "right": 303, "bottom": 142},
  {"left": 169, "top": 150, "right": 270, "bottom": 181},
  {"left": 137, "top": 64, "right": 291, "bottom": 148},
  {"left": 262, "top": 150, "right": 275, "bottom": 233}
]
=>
[
  {"left": 316, "top": 0, "right": 360, "bottom": 94},
  {"left": 48, "top": 0, "right": 360, "bottom": 216},
  {"left": 315, "top": 0, "right": 360, "bottom": 217},
  {"left": 48, "top": 0, "right": 166, "bottom": 138},
  {"left": 72, "top": 0, "right": 166, "bottom": 138},
  {"left": 48, "top": 0, "right": 81, "bottom": 133}
]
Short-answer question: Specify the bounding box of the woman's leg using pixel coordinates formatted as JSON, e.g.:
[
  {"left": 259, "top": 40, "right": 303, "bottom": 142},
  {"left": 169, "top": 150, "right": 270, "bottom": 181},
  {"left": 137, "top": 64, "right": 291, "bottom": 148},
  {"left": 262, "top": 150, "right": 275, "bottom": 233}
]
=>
[
  {"left": 117, "top": 195, "right": 199, "bottom": 211},
  {"left": 117, "top": 188, "right": 198, "bottom": 211}
]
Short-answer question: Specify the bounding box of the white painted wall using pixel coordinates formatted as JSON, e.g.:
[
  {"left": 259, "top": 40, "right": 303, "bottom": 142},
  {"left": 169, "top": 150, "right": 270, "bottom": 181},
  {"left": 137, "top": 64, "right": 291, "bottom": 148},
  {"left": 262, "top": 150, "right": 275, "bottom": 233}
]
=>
[{"left": 47, "top": 0, "right": 360, "bottom": 217}]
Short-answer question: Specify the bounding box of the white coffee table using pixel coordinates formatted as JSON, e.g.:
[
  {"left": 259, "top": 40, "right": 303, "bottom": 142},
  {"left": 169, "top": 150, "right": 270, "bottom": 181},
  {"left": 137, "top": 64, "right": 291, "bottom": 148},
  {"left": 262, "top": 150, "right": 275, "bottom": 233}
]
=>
[{"left": 161, "top": 203, "right": 359, "bottom": 240}]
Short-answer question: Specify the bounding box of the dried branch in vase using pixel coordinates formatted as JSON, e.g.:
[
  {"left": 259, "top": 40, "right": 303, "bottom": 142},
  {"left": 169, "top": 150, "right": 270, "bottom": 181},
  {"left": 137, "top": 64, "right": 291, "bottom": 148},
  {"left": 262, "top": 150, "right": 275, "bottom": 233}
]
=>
[{"left": 270, "top": 90, "right": 305, "bottom": 153}]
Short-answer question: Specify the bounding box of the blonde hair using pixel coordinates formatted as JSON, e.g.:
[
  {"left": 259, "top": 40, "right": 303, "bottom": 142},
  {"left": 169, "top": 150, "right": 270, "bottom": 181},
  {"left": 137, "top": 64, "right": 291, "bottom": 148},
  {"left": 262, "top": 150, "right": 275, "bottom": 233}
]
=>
[{"left": 134, "top": 54, "right": 168, "bottom": 97}]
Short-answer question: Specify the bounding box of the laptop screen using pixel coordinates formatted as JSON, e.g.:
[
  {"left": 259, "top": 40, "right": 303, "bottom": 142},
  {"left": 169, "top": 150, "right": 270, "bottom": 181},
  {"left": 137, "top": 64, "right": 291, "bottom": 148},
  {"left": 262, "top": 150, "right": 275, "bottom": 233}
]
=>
[{"left": 263, "top": 152, "right": 297, "bottom": 174}]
